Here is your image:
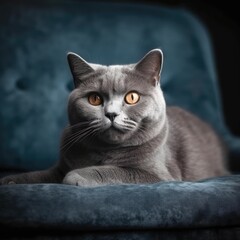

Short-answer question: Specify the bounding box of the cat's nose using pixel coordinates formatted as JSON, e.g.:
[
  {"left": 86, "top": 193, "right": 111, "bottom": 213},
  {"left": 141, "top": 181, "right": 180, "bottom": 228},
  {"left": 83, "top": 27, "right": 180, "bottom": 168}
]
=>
[{"left": 105, "top": 112, "right": 118, "bottom": 122}]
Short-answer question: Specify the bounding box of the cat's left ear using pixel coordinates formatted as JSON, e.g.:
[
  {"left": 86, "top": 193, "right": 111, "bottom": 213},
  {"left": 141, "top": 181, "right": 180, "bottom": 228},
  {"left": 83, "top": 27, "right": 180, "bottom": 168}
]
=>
[
  {"left": 67, "top": 52, "right": 95, "bottom": 87},
  {"left": 134, "top": 49, "right": 163, "bottom": 86}
]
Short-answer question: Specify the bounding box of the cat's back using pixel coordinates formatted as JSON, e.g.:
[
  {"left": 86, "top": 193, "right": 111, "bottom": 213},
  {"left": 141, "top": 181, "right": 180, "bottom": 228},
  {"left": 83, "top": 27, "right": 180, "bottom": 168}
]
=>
[
  {"left": 166, "top": 106, "right": 215, "bottom": 138},
  {"left": 165, "top": 106, "right": 228, "bottom": 180}
]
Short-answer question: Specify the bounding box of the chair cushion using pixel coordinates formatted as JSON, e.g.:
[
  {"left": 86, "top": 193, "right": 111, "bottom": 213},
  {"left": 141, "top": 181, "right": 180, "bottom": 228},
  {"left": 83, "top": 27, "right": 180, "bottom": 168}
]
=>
[{"left": 0, "top": 175, "right": 240, "bottom": 232}]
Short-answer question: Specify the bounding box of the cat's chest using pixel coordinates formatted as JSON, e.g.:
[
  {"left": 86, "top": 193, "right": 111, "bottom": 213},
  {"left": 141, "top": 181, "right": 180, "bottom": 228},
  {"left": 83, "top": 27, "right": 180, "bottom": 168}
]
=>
[
  {"left": 65, "top": 144, "right": 152, "bottom": 168},
  {"left": 80, "top": 147, "right": 141, "bottom": 167},
  {"left": 97, "top": 148, "right": 141, "bottom": 167}
]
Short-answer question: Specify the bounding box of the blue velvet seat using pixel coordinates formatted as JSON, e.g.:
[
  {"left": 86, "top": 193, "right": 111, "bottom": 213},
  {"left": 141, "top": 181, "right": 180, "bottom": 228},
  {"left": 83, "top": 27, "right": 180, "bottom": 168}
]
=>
[{"left": 0, "top": 1, "right": 239, "bottom": 238}]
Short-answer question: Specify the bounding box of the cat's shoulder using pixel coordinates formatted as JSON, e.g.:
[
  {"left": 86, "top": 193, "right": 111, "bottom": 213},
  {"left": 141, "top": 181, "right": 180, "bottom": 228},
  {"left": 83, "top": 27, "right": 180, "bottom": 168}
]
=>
[
  {"left": 166, "top": 106, "right": 212, "bottom": 130},
  {"left": 166, "top": 106, "right": 198, "bottom": 120}
]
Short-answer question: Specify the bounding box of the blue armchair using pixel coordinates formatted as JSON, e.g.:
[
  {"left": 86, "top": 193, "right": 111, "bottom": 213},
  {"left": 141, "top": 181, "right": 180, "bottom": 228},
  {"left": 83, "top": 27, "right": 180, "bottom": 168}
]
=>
[{"left": 0, "top": 1, "right": 239, "bottom": 239}]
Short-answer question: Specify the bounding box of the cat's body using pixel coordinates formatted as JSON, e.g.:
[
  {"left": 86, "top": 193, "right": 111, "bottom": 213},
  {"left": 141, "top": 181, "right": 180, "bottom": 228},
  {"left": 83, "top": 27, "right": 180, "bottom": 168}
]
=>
[{"left": 0, "top": 49, "right": 228, "bottom": 186}]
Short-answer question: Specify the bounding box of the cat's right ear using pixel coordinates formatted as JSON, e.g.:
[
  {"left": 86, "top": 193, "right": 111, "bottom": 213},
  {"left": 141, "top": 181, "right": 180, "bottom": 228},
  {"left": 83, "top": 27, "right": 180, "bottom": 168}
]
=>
[
  {"left": 134, "top": 49, "right": 163, "bottom": 86},
  {"left": 67, "top": 52, "right": 94, "bottom": 87}
]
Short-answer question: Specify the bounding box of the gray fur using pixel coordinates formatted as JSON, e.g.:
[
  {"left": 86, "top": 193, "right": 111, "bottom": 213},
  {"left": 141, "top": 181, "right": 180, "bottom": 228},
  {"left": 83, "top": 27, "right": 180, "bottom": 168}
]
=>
[{"left": 0, "top": 49, "right": 228, "bottom": 186}]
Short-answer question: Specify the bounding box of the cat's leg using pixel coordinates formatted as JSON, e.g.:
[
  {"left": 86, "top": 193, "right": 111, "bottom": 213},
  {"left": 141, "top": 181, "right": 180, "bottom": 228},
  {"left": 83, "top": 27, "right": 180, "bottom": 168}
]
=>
[
  {"left": 0, "top": 167, "right": 64, "bottom": 185},
  {"left": 63, "top": 166, "right": 161, "bottom": 187}
]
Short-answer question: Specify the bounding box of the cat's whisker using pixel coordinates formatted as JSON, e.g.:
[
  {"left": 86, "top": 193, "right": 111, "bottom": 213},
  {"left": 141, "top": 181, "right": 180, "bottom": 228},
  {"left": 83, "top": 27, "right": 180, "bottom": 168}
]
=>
[
  {"left": 65, "top": 124, "right": 96, "bottom": 141},
  {"left": 108, "top": 118, "right": 141, "bottom": 135},
  {"left": 82, "top": 127, "right": 101, "bottom": 145},
  {"left": 76, "top": 129, "right": 95, "bottom": 143},
  {"left": 61, "top": 129, "right": 93, "bottom": 154},
  {"left": 61, "top": 130, "right": 86, "bottom": 152},
  {"left": 65, "top": 120, "right": 98, "bottom": 131},
  {"left": 114, "top": 122, "right": 136, "bottom": 132},
  {"left": 65, "top": 120, "right": 101, "bottom": 139},
  {"left": 76, "top": 127, "right": 101, "bottom": 144},
  {"left": 65, "top": 121, "right": 90, "bottom": 129},
  {"left": 61, "top": 121, "right": 101, "bottom": 153},
  {"left": 122, "top": 125, "right": 135, "bottom": 131},
  {"left": 123, "top": 119, "right": 137, "bottom": 127}
]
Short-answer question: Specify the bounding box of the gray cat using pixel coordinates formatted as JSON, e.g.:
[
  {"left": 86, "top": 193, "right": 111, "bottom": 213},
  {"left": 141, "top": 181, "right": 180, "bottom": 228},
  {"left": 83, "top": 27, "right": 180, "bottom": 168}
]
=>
[{"left": 0, "top": 49, "right": 228, "bottom": 186}]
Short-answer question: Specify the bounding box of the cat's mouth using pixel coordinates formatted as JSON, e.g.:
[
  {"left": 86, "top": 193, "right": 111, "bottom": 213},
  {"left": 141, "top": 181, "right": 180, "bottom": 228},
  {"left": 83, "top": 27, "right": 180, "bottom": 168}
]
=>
[
  {"left": 111, "top": 122, "right": 127, "bottom": 133},
  {"left": 99, "top": 118, "right": 138, "bottom": 144},
  {"left": 102, "top": 122, "right": 127, "bottom": 134}
]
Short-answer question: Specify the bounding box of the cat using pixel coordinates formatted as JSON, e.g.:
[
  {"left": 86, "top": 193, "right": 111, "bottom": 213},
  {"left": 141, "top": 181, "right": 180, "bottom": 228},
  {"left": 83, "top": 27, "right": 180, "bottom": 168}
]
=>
[{"left": 0, "top": 49, "right": 228, "bottom": 186}]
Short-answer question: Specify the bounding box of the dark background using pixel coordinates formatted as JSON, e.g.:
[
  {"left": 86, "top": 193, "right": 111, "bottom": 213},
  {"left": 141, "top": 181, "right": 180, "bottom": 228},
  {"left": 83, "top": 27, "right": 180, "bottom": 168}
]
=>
[
  {"left": 112, "top": 0, "right": 240, "bottom": 138},
  {"left": 172, "top": 0, "right": 240, "bottom": 138}
]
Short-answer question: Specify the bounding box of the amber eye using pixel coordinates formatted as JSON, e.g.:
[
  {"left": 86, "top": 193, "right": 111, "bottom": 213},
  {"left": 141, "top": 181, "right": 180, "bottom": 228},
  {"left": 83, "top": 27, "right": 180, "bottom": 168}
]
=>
[
  {"left": 88, "top": 93, "right": 103, "bottom": 106},
  {"left": 125, "top": 92, "right": 140, "bottom": 105}
]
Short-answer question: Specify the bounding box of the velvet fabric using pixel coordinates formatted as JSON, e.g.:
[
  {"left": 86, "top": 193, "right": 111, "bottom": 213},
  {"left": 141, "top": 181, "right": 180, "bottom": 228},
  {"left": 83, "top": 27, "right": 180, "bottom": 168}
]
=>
[
  {"left": 0, "top": 0, "right": 239, "bottom": 171},
  {"left": 0, "top": 175, "right": 240, "bottom": 238}
]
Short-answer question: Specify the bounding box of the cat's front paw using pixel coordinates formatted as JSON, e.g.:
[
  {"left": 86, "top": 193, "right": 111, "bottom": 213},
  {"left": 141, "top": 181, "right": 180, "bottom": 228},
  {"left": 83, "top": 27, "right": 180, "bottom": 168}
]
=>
[
  {"left": 0, "top": 176, "right": 17, "bottom": 185},
  {"left": 63, "top": 171, "right": 98, "bottom": 187}
]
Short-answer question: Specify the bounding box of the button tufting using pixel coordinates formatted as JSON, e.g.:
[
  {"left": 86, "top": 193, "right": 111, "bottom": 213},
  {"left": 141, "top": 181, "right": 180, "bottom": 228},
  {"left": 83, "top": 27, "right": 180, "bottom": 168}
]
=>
[{"left": 16, "top": 78, "right": 29, "bottom": 91}]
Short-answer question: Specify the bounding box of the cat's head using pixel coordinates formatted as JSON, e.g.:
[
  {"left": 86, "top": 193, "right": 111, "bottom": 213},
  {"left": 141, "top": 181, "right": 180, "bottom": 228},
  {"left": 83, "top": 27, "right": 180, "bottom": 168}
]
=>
[{"left": 67, "top": 49, "right": 166, "bottom": 147}]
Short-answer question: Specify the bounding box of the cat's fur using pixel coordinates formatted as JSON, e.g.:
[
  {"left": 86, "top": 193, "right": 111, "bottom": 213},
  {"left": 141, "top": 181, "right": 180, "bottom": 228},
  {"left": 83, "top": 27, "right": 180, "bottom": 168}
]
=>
[{"left": 0, "top": 49, "right": 228, "bottom": 186}]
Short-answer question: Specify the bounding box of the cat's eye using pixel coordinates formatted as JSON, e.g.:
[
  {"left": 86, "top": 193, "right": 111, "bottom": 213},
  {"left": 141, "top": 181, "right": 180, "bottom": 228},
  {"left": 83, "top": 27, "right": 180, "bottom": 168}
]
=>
[
  {"left": 125, "top": 92, "right": 140, "bottom": 105},
  {"left": 88, "top": 93, "right": 103, "bottom": 106}
]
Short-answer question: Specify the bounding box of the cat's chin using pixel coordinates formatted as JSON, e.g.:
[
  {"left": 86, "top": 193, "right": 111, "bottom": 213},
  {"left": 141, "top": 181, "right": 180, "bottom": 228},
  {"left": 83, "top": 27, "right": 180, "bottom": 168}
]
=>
[{"left": 100, "top": 127, "right": 132, "bottom": 145}]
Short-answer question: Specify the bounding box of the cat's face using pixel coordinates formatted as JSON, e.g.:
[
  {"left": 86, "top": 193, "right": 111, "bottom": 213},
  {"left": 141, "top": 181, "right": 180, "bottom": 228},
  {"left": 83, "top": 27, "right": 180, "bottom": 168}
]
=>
[{"left": 67, "top": 49, "right": 165, "bottom": 146}]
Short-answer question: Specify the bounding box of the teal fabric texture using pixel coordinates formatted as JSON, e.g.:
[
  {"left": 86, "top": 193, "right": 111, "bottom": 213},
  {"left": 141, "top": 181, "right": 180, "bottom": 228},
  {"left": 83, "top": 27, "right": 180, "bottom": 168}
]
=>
[
  {"left": 0, "top": 0, "right": 239, "bottom": 171},
  {"left": 0, "top": 175, "right": 240, "bottom": 237}
]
